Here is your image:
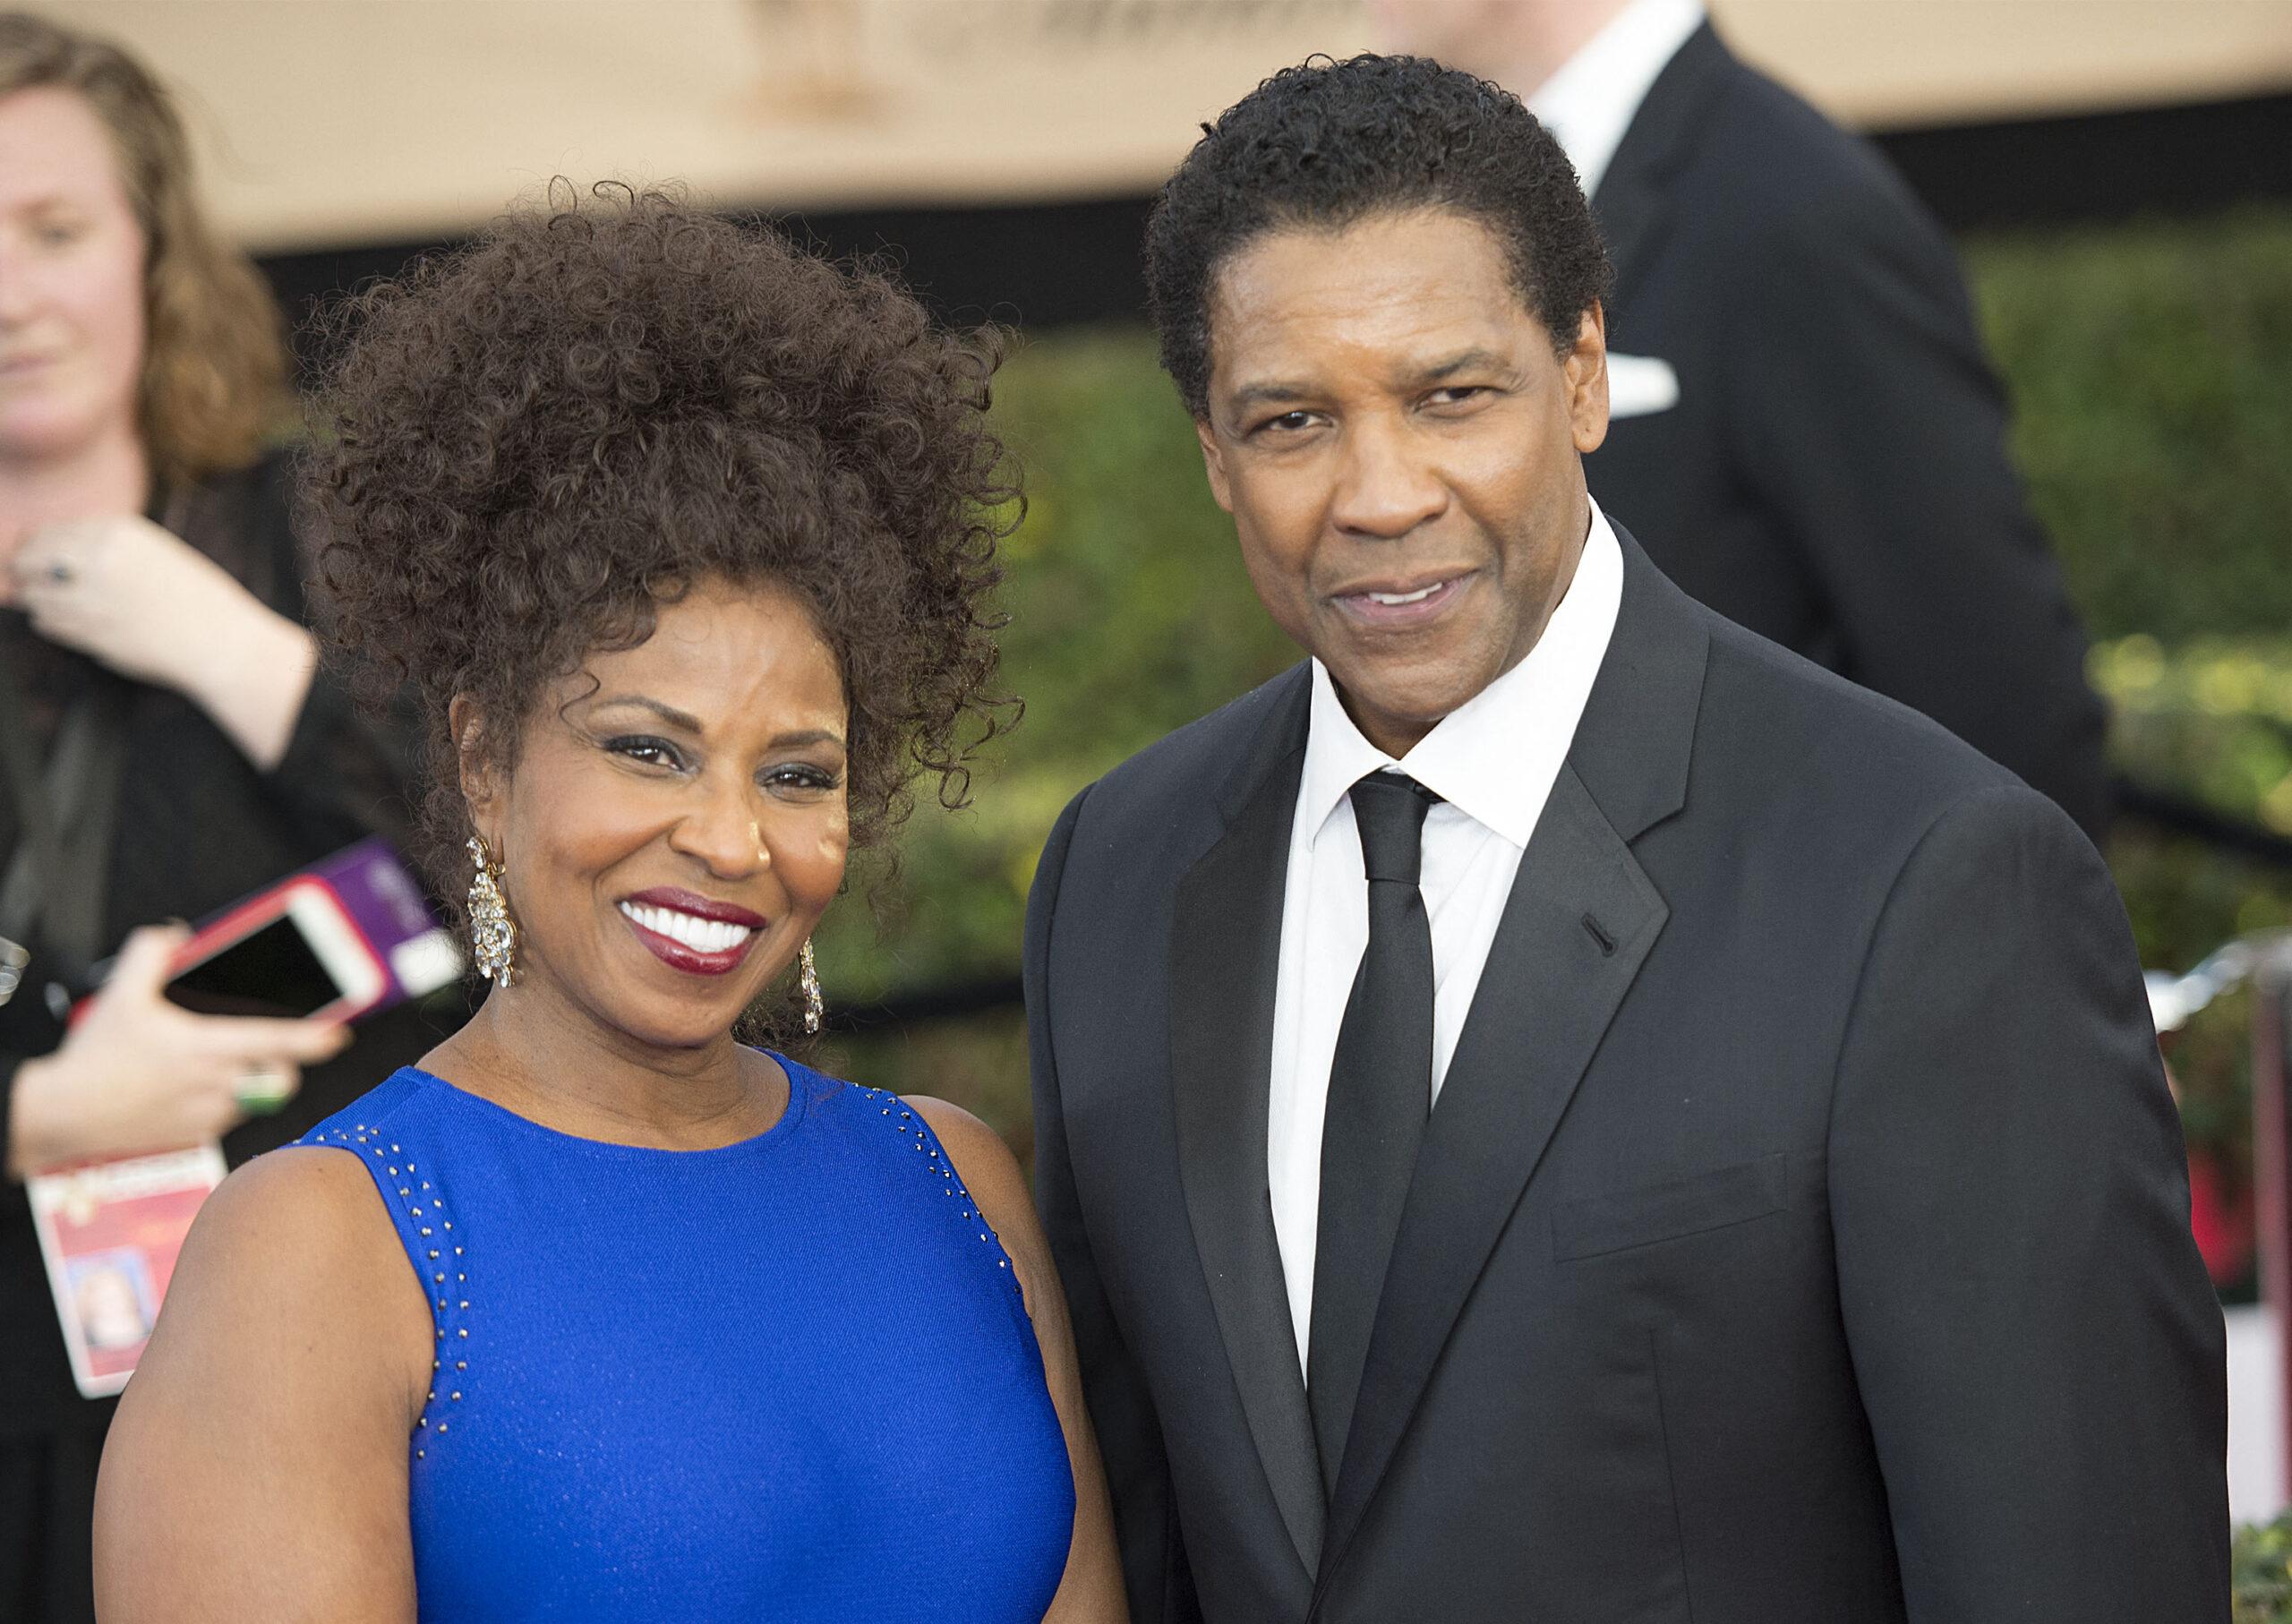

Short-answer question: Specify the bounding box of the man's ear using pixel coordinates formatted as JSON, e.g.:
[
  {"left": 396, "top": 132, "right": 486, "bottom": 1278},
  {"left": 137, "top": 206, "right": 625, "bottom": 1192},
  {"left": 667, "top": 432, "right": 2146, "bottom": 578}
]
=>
[
  {"left": 1194, "top": 416, "right": 1236, "bottom": 513},
  {"left": 447, "top": 694, "right": 500, "bottom": 839},
  {"left": 1565, "top": 302, "right": 1610, "bottom": 456}
]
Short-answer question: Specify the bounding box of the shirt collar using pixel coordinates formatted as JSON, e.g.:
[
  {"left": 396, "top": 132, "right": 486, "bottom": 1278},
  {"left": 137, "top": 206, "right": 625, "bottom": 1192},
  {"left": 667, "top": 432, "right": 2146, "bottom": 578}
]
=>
[
  {"left": 1299, "top": 500, "right": 1627, "bottom": 853},
  {"left": 1527, "top": 0, "right": 1706, "bottom": 199}
]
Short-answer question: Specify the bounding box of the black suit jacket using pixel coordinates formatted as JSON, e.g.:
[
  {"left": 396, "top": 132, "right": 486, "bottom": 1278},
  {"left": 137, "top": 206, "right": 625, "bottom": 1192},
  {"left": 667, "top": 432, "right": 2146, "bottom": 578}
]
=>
[
  {"left": 1027, "top": 529, "right": 2225, "bottom": 1623},
  {"left": 1586, "top": 23, "right": 2111, "bottom": 842}
]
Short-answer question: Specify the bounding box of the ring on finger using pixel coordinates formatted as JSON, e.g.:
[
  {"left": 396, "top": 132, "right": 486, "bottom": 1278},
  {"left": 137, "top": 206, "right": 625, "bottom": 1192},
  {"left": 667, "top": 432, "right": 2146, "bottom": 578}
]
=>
[{"left": 232, "top": 1064, "right": 293, "bottom": 1113}]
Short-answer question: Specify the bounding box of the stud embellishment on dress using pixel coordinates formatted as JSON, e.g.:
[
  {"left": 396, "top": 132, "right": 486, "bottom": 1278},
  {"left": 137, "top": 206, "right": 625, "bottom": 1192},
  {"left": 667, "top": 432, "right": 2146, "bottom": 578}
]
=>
[
  {"left": 338, "top": 1127, "right": 475, "bottom": 1462},
  {"left": 862, "top": 1085, "right": 1027, "bottom": 1300},
  {"left": 306, "top": 1121, "right": 469, "bottom": 1457}
]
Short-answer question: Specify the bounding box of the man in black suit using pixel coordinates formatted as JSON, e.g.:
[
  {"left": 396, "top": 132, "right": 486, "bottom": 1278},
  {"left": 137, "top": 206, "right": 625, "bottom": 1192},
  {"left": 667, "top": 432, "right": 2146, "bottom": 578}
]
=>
[
  {"left": 1026, "top": 55, "right": 2223, "bottom": 1624},
  {"left": 1375, "top": 0, "right": 2113, "bottom": 842}
]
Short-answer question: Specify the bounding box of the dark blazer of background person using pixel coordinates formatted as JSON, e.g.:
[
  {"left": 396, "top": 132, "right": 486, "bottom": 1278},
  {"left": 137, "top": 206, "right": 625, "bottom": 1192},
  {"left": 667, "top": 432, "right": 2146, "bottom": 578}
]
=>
[
  {"left": 1027, "top": 523, "right": 2225, "bottom": 1622},
  {"left": 1584, "top": 21, "right": 2112, "bottom": 842}
]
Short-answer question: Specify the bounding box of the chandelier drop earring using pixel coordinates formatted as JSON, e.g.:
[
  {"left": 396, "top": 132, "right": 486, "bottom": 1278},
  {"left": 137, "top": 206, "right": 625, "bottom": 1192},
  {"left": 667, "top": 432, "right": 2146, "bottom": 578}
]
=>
[
  {"left": 466, "top": 834, "right": 517, "bottom": 987},
  {"left": 799, "top": 938, "right": 824, "bottom": 1036}
]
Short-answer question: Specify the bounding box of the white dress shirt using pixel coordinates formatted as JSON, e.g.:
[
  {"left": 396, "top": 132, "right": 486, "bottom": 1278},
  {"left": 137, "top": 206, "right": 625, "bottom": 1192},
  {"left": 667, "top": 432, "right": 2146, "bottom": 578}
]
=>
[
  {"left": 1527, "top": 0, "right": 1706, "bottom": 199},
  {"left": 1269, "top": 505, "right": 1625, "bottom": 1371}
]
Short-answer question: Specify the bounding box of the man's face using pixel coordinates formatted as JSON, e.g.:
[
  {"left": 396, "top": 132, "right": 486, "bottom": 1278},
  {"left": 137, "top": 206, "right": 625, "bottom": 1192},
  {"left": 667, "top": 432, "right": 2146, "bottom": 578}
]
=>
[{"left": 1194, "top": 207, "right": 1608, "bottom": 756}]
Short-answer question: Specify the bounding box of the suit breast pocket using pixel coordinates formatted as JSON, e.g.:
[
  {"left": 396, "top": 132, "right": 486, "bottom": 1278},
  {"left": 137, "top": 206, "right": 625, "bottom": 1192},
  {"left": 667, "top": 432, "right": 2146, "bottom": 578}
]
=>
[
  {"left": 1551, "top": 1153, "right": 1791, "bottom": 1262},
  {"left": 1604, "top": 352, "right": 1681, "bottom": 420}
]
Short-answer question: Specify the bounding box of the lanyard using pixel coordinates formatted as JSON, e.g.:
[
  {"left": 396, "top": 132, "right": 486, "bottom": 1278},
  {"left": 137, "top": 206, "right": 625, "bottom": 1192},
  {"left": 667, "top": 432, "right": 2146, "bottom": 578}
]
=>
[
  {"left": 0, "top": 644, "right": 130, "bottom": 1004},
  {"left": 0, "top": 486, "right": 191, "bottom": 1004}
]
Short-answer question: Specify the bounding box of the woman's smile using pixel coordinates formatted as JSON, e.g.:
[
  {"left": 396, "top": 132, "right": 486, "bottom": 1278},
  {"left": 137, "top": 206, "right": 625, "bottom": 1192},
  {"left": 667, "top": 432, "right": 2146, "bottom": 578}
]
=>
[{"left": 617, "top": 886, "right": 767, "bottom": 977}]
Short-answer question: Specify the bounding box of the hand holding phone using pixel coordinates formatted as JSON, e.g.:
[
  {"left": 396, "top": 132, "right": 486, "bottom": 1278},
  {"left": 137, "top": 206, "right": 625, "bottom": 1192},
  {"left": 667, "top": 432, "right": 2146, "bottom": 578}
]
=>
[
  {"left": 4, "top": 926, "right": 352, "bottom": 1178},
  {"left": 160, "top": 877, "right": 389, "bottom": 1023}
]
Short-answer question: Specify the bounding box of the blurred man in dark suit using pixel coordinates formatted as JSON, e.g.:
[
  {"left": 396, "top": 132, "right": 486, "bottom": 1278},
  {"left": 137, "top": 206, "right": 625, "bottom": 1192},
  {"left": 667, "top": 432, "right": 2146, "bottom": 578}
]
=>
[{"left": 1376, "top": 0, "right": 2113, "bottom": 842}]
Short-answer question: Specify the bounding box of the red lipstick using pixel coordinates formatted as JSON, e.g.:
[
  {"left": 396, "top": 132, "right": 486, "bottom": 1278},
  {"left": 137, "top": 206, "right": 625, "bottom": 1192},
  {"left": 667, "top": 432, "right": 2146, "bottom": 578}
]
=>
[{"left": 617, "top": 890, "right": 767, "bottom": 978}]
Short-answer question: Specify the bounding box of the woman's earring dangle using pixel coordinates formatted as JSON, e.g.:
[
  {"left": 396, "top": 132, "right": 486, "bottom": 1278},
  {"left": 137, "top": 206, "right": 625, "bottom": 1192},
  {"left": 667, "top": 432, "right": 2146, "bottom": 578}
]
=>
[
  {"left": 799, "top": 938, "right": 824, "bottom": 1036},
  {"left": 466, "top": 834, "right": 518, "bottom": 987}
]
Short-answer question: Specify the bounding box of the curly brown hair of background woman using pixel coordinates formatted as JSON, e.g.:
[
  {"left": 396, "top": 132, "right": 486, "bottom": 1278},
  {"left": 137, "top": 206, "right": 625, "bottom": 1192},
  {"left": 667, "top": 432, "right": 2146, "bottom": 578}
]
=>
[
  {"left": 0, "top": 11, "right": 290, "bottom": 483},
  {"left": 302, "top": 182, "right": 1019, "bottom": 926}
]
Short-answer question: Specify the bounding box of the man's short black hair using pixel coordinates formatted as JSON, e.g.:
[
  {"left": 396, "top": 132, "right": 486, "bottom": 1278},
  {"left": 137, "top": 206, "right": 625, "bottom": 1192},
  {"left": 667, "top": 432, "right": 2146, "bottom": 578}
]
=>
[{"left": 1145, "top": 53, "right": 1612, "bottom": 420}]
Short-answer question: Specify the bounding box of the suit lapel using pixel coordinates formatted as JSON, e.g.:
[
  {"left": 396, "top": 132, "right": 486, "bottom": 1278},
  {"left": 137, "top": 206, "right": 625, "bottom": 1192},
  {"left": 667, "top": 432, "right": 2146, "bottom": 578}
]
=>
[
  {"left": 1315, "top": 530, "right": 1712, "bottom": 1591},
  {"left": 1593, "top": 21, "right": 1735, "bottom": 312},
  {"left": 1167, "top": 669, "right": 1327, "bottom": 1578}
]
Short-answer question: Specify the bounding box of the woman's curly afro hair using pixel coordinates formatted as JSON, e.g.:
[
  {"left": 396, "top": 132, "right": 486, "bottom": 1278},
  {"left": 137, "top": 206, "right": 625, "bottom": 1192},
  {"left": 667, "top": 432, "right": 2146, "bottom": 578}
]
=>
[{"left": 304, "top": 183, "right": 1016, "bottom": 916}]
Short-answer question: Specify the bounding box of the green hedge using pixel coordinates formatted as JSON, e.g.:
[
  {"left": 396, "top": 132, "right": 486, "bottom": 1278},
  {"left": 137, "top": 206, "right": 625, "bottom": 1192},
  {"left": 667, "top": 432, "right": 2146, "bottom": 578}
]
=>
[
  {"left": 1969, "top": 208, "right": 2292, "bottom": 645},
  {"left": 818, "top": 206, "right": 2292, "bottom": 1189},
  {"left": 2239, "top": 1514, "right": 2292, "bottom": 1622},
  {"left": 2091, "top": 635, "right": 2292, "bottom": 1179},
  {"left": 1993, "top": 209, "right": 2292, "bottom": 1201},
  {"left": 813, "top": 327, "right": 1296, "bottom": 1032}
]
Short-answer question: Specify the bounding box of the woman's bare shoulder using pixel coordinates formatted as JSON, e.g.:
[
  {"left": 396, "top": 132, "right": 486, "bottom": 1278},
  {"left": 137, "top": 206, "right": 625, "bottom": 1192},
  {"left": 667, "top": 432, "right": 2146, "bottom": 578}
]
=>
[
  {"left": 124, "top": 1146, "right": 430, "bottom": 1423},
  {"left": 902, "top": 1097, "right": 1055, "bottom": 1310},
  {"left": 903, "top": 1097, "right": 1031, "bottom": 1222},
  {"left": 94, "top": 1147, "right": 432, "bottom": 1620},
  {"left": 203, "top": 1141, "right": 393, "bottom": 1227},
  {"left": 902, "top": 1098, "right": 1127, "bottom": 1620},
  {"left": 902, "top": 1097, "right": 1020, "bottom": 1184},
  {"left": 184, "top": 1147, "right": 404, "bottom": 1295}
]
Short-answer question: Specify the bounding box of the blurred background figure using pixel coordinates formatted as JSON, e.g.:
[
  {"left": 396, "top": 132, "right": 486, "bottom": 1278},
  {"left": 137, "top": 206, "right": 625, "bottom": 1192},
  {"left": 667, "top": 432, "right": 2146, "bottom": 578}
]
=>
[
  {"left": 741, "top": 0, "right": 882, "bottom": 122},
  {"left": 0, "top": 14, "right": 438, "bottom": 1621},
  {"left": 1373, "top": 0, "right": 2114, "bottom": 842}
]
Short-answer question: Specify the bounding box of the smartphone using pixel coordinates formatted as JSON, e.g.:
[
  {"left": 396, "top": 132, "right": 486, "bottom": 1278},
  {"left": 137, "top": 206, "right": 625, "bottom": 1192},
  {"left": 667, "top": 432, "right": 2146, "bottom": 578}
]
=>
[{"left": 161, "top": 878, "right": 389, "bottom": 1023}]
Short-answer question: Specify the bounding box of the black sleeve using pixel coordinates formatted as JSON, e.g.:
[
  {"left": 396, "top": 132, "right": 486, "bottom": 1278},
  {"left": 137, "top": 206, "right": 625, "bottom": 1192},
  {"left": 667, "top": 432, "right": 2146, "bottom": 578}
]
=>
[
  {"left": 1829, "top": 784, "right": 2227, "bottom": 1620},
  {"left": 1027, "top": 787, "right": 1194, "bottom": 1624},
  {"left": 248, "top": 452, "right": 423, "bottom": 856},
  {"left": 0, "top": 1056, "right": 25, "bottom": 1186},
  {"left": 263, "top": 662, "right": 421, "bottom": 855},
  {"left": 1728, "top": 181, "right": 2113, "bottom": 844}
]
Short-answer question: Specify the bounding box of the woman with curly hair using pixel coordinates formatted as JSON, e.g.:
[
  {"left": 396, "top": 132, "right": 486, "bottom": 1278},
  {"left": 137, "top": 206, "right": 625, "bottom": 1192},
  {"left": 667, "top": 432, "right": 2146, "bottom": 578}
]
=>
[{"left": 91, "top": 184, "right": 1124, "bottom": 1622}]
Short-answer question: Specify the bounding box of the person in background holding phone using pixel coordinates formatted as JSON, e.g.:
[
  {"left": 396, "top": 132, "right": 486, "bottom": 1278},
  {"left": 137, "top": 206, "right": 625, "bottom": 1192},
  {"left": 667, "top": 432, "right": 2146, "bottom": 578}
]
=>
[{"left": 0, "top": 16, "right": 431, "bottom": 1620}]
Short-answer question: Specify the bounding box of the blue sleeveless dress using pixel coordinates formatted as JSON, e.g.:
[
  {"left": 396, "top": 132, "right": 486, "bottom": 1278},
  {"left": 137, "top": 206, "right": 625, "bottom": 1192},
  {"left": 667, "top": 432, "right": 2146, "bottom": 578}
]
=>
[{"left": 293, "top": 1058, "right": 1074, "bottom": 1622}]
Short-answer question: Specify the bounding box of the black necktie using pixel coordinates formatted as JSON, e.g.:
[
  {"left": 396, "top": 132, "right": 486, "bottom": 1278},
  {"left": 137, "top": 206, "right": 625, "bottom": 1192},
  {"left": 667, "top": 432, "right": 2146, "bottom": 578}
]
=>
[{"left": 1308, "top": 769, "right": 1437, "bottom": 1498}]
